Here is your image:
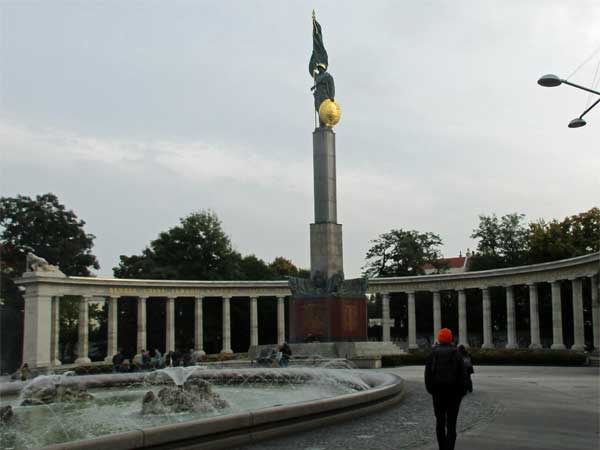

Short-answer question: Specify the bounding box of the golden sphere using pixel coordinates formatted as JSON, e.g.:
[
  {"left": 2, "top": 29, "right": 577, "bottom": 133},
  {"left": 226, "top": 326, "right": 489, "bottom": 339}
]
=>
[{"left": 318, "top": 99, "right": 341, "bottom": 128}]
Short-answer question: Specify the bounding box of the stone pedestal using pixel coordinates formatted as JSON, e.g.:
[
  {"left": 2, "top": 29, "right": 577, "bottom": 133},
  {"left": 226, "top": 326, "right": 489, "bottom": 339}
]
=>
[
  {"left": 288, "top": 296, "right": 367, "bottom": 343},
  {"left": 310, "top": 223, "right": 343, "bottom": 281}
]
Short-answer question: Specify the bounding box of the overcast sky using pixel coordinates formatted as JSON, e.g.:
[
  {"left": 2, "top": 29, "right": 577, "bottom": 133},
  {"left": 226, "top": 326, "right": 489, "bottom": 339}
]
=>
[{"left": 1, "top": 1, "right": 599, "bottom": 278}]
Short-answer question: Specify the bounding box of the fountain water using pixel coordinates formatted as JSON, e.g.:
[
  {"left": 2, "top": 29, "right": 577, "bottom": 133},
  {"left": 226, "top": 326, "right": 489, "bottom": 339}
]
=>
[{"left": 0, "top": 363, "right": 394, "bottom": 450}]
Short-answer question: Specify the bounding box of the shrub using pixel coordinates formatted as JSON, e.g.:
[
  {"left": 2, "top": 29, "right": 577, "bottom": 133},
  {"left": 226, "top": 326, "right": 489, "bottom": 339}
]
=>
[{"left": 381, "top": 349, "right": 587, "bottom": 367}]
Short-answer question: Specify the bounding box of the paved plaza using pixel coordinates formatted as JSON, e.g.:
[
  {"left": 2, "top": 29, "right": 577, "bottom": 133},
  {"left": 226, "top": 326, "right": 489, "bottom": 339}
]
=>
[{"left": 234, "top": 365, "right": 599, "bottom": 450}]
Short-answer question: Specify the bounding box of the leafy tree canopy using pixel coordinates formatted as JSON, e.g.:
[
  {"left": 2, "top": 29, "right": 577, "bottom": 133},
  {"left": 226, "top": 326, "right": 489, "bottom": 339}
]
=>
[
  {"left": 1, "top": 193, "right": 99, "bottom": 278},
  {"left": 528, "top": 207, "right": 599, "bottom": 264},
  {"left": 362, "top": 229, "right": 444, "bottom": 278},
  {"left": 114, "top": 211, "right": 242, "bottom": 280},
  {"left": 114, "top": 210, "right": 308, "bottom": 281},
  {"left": 469, "top": 213, "right": 529, "bottom": 270}
]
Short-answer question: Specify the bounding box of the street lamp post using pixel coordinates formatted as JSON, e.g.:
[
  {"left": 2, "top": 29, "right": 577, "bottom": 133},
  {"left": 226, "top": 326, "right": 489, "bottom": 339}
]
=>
[{"left": 538, "top": 74, "right": 600, "bottom": 128}]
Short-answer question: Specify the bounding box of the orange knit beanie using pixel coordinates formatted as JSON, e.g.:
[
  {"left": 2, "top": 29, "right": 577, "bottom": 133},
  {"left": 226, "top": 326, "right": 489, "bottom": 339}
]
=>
[{"left": 438, "top": 328, "right": 453, "bottom": 344}]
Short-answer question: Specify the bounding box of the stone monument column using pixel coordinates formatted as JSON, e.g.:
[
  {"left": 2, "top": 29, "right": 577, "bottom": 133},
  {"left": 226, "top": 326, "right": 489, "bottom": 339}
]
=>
[
  {"left": 221, "top": 296, "right": 233, "bottom": 354},
  {"left": 22, "top": 292, "right": 53, "bottom": 368},
  {"left": 407, "top": 291, "right": 418, "bottom": 350},
  {"left": 165, "top": 297, "right": 175, "bottom": 353},
  {"left": 458, "top": 289, "right": 468, "bottom": 348},
  {"left": 277, "top": 296, "right": 286, "bottom": 344},
  {"left": 481, "top": 287, "right": 493, "bottom": 349},
  {"left": 250, "top": 297, "right": 259, "bottom": 347},
  {"left": 50, "top": 296, "right": 61, "bottom": 366},
  {"left": 75, "top": 295, "right": 92, "bottom": 364},
  {"left": 505, "top": 286, "right": 518, "bottom": 349},
  {"left": 104, "top": 296, "right": 118, "bottom": 363},
  {"left": 550, "top": 281, "right": 566, "bottom": 350},
  {"left": 310, "top": 127, "right": 343, "bottom": 281},
  {"left": 432, "top": 291, "right": 442, "bottom": 338},
  {"left": 528, "top": 283, "right": 541, "bottom": 349},
  {"left": 135, "top": 296, "right": 147, "bottom": 360},
  {"left": 382, "top": 293, "right": 391, "bottom": 342},
  {"left": 194, "top": 296, "right": 205, "bottom": 358},
  {"left": 288, "top": 11, "right": 367, "bottom": 343},
  {"left": 591, "top": 275, "right": 599, "bottom": 351},
  {"left": 571, "top": 278, "right": 585, "bottom": 351}
]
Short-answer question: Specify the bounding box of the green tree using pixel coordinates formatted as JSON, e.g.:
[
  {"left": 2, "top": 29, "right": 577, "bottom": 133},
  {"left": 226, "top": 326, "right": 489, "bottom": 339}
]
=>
[
  {"left": 362, "top": 229, "right": 444, "bottom": 278},
  {"left": 469, "top": 213, "right": 528, "bottom": 270},
  {"left": 528, "top": 207, "right": 599, "bottom": 264},
  {"left": 114, "top": 211, "right": 243, "bottom": 280},
  {"left": 0, "top": 193, "right": 100, "bottom": 370},
  {"left": 268, "top": 256, "right": 310, "bottom": 279},
  {"left": 239, "top": 255, "right": 273, "bottom": 280}
]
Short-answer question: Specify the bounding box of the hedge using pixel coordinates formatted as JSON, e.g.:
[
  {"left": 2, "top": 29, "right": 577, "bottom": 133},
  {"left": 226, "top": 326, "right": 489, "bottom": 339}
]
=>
[{"left": 381, "top": 349, "right": 588, "bottom": 367}]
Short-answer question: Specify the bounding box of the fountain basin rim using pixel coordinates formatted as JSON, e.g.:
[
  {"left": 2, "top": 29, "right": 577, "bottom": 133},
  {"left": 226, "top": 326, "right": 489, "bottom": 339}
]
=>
[{"left": 18, "top": 370, "right": 403, "bottom": 450}]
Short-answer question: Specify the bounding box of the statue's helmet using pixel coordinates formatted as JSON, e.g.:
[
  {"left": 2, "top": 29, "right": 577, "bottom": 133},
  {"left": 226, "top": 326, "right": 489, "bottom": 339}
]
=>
[{"left": 316, "top": 63, "right": 327, "bottom": 71}]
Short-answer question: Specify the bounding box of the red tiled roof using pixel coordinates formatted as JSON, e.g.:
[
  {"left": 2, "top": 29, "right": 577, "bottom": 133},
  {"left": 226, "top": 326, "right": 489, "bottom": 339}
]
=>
[{"left": 423, "top": 256, "right": 467, "bottom": 270}]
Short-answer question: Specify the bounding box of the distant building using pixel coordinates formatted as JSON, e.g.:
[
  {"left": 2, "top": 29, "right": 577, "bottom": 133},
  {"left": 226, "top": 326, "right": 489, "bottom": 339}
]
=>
[{"left": 423, "top": 250, "right": 471, "bottom": 275}]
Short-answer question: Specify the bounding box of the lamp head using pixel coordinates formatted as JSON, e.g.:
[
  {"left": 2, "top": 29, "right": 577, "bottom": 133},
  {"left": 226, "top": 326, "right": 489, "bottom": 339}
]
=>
[
  {"left": 538, "top": 74, "right": 562, "bottom": 87},
  {"left": 568, "top": 118, "right": 586, "bottom": 128}
]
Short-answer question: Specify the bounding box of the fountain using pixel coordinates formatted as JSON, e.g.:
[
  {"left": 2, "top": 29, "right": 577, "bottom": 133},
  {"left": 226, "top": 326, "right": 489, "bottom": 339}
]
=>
[{"left": 0, "top": 364, "right": 404, "bottom": 450}]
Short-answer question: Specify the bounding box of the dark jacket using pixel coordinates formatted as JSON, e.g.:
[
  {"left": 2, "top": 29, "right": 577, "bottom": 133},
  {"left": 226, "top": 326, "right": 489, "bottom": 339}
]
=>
[{"left": 424, "top": 344, "right": 468, "bottom": 397}]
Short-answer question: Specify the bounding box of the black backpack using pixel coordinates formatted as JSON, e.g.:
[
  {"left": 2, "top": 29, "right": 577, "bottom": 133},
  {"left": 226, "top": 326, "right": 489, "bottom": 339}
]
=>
[{"left": 431, "top": 348, "right": 460, "bottom": 387}]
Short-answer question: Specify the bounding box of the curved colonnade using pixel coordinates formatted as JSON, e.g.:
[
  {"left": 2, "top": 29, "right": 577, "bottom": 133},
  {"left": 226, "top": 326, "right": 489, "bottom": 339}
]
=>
[{"left": 16, "top": 252, "right": 599, "bottom": 368}]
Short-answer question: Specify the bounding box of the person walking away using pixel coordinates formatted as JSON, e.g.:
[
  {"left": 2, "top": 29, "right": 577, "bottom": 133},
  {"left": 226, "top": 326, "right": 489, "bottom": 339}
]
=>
[
  {"left": 425, "top": 328, "right": 468, "bottom": 450},
  {"left": 457, "top": 345, "right": 474, "bottom": 393}
]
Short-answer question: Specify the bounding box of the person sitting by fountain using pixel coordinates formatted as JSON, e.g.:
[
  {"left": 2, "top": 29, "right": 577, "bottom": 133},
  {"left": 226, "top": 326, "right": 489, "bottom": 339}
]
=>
[
  {"left": 154, "top": 348, "right": 163, "bottom": 368},
  {"left": 12, "top": 363, "right": 32, "bottom": 381},
  {"left": 141, "top": 349, "right": 152, "bottom": 370},
  {"left": 171, "top": 349, "right": 182, "bottom": 367},
  {"left": 112, "top": 349, "right": 125, "bottom": 373},
  {"left": 279, "top": 342, "right": 292, "bottom": 367},
  {"left": 182, "top": 349, "right": 193, "bottom": 367}
]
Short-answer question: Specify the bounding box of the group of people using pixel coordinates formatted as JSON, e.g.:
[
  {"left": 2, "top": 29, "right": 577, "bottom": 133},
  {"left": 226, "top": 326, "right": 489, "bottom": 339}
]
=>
[
  {"left": 111, "top": 348, "right": 201, "bottom": 373},
  {"left": 425, "top": 328, "right": 474, "bottom": 450}
]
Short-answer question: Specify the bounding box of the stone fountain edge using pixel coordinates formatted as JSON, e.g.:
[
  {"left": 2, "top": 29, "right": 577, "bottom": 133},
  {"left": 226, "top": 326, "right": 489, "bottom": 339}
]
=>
[{"left": 8, "top": 370, "right": 405, "bottom": 450}]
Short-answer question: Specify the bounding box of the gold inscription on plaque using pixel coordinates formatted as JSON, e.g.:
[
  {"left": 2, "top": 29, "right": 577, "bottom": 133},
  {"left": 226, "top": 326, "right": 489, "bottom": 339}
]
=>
[{"left": 108, "top": 287, "right": 198, "bottom": 296}]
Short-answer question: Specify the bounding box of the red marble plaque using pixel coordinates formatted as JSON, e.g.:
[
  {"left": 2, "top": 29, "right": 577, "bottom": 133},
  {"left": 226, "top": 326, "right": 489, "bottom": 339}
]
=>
[{"left": 289, "top": 296, "right": 367, "bottom": 342}]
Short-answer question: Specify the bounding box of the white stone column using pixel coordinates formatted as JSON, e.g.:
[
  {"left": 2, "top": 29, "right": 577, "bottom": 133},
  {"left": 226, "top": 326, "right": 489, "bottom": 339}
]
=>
[
  {"left": 165, "top": 297, "right": 175, "bottom": 353},
  {"left": 505, "top": 286, "right": 518, "bottom": 349},
  {"left": 277, "top": 296, "right": 285, "bottom": 344},
  {"left": 50, "top": 296, "right": 61, "bottom": 366},
  {"left": 458, "top": 289, "right": 468, "bottom": 348},
  {"left": 528, "top": 283, "right": 541, "bottom": 349},
  {"left": 481, "top": 287, "right": 493, "bottom": 349},
  {"left": 550, "top": 281, "right": 566, "bottom": 350},
  {"left": 104, "top": 296, "right": 118, "bottom": 363},
  {"left": 571, "top": 278, "right": 585, "bottom": 351},
  {"left": 250, "top": 297, "right": 258, "bottom": 347},
  {"left": 22, "top": 293, "right": 53, "bottom": 368},
  {"left": 407, "top": 291, "right": 418, "bottom": 350},
  {"left": 75, "top": 296, "right": 92, "bottom": 364},
  {"left": 221, "top": 296, "right": 233, "bottom": 354},
  {"left": 194, "top": 296, "right": 205, "bottom": 358},
  {"left": 591, "top": 275, "right": 599, "bottom": 352},
  {"left": 382, "top": 293, "right": 391, "bottom": 342},
  {"left": 135, "top": 296, "right": 148, "bottom": 360},
  {"left": 432, "top": 291, "right": 441, "bottom": 341}
]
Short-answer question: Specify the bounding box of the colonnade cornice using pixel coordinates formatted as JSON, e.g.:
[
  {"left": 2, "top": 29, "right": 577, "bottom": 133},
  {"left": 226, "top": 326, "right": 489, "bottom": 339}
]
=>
[{"left": 15, "top": 252, "right": 599, "bottom": 299}]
